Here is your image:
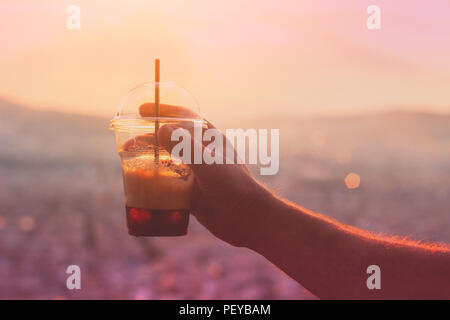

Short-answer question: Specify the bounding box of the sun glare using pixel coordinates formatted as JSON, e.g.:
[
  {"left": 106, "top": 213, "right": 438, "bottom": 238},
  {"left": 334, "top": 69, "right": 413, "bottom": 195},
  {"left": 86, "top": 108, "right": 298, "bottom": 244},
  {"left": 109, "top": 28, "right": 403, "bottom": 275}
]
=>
[{"left": 345, "top": 172, "right": 360, "bottom": 189}]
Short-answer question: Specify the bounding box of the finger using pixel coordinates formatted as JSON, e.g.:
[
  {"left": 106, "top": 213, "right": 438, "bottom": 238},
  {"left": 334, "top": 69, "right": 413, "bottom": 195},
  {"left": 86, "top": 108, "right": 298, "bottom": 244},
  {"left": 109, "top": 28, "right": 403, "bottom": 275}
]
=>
[
  {"left": 139, "top": 102, "right": 200, "bottom": 119},
  {"left": 121, "top": 133, "right": 154, "bottom": 152}
]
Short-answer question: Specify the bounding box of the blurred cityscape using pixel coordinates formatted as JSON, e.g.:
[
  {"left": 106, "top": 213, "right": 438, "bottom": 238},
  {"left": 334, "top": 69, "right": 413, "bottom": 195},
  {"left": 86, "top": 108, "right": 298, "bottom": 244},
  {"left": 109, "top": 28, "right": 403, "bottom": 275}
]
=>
[{"left": 0, "top": 98, "right": 449, "bottom": 299}]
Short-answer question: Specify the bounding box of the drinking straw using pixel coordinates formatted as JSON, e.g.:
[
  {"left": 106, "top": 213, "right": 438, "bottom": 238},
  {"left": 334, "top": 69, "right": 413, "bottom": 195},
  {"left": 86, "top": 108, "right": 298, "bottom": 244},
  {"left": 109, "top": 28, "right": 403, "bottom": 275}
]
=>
[{"left": 154, "top": 59, "right": 160, "bottom": 164}]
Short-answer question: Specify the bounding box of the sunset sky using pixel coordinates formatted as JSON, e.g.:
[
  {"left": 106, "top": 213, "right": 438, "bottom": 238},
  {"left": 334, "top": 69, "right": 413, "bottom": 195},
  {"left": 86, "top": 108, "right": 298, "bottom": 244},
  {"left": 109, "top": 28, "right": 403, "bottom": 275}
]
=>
[{"left": 1, "top": 0, "right": 449, "bottom": 121}]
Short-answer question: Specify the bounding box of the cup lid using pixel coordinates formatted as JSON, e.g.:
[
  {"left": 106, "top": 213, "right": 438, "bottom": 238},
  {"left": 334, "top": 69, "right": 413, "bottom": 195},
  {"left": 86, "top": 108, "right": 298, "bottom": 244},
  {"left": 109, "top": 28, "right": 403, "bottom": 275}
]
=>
[{"left": 111, "top": 81, "right": 201, "bottom": 131}]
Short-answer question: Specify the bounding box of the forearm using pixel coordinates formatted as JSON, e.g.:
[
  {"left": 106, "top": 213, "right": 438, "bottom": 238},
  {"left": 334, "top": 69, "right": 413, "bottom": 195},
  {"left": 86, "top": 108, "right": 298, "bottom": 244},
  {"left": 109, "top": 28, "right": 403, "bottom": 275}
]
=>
[{"left": 246, "top": 189, "right": 450, "bottom": 299}]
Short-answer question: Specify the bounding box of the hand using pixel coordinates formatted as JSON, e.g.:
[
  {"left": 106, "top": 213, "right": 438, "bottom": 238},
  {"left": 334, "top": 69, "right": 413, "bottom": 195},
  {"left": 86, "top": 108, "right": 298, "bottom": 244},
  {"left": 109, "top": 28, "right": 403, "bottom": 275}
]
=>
[{"left": 157, "top": 121, "right": 271, "bottom": 247}]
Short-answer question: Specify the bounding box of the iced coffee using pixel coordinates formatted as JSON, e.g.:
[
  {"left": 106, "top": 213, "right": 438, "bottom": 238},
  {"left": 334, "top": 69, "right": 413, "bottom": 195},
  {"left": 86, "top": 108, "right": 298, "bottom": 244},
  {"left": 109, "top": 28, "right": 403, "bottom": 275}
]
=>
[{"left": 119, "top": 136, "right": 194, "bottom": 236}]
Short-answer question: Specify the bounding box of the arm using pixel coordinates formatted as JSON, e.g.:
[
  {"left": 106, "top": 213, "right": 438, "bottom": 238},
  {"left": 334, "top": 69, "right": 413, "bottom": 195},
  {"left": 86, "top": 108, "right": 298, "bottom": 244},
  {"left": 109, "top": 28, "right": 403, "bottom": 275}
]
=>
[
  {"left": 248, "top": 188, "right": 450, "bottom": 299},
  {"left": 158, "top": 123, "right": 450, "bottom": 299}
]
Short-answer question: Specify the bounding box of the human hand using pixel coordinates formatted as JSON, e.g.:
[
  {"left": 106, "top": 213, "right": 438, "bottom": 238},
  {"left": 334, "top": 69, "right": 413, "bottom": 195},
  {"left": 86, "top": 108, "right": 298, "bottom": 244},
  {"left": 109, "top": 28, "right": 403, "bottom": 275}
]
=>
[{"left": 157, "top": 121, "right": 271, "bottom": 247}]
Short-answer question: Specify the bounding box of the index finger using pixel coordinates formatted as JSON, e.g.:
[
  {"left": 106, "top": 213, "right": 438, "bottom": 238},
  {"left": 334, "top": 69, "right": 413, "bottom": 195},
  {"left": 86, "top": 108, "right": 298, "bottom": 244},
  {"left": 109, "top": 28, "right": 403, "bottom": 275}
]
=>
[{"left": 139, "top": 102, "right": 200, "bottom": 119}]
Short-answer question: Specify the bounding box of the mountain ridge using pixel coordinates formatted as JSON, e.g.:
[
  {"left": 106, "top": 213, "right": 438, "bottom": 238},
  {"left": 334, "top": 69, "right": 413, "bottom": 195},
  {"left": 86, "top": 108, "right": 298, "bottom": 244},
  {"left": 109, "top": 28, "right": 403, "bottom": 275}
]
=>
[{"left": 1, "top": 97, "right": 449, "bottom": 124}]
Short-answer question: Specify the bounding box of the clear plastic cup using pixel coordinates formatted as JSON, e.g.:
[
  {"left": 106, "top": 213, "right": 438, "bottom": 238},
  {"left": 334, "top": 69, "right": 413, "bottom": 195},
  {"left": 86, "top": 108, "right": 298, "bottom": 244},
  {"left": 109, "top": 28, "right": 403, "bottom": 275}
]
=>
[{"left": 111, "top": 82, "right": 204, "bottom": 236}]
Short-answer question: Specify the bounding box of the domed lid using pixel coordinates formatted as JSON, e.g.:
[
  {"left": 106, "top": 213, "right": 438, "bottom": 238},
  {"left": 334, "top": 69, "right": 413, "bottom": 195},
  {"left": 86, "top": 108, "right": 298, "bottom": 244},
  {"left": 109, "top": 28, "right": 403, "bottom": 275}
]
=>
[{"left": 110, "top": 81, "right": 201, "bottom": 132}]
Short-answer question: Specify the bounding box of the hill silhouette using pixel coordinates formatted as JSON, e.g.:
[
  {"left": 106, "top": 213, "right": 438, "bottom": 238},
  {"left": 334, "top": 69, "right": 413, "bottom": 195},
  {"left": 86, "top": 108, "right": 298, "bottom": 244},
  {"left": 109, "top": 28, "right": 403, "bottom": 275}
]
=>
[{"left": 2, "top": 97, "right": 450, "bottom": 164}]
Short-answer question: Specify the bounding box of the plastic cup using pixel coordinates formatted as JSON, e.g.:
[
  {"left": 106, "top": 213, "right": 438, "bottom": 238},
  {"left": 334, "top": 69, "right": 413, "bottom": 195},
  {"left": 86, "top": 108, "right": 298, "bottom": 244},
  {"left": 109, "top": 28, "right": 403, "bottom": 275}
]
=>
[{"left": 110, "top": 82, "right": 203, "bottom": 237}]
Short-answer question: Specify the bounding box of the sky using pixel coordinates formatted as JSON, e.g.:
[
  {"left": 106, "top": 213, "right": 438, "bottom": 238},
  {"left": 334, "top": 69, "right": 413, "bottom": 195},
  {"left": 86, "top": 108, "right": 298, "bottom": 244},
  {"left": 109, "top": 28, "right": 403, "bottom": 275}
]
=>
[{"left": 0, "top": 0, "right": 449, "bottom": 121}]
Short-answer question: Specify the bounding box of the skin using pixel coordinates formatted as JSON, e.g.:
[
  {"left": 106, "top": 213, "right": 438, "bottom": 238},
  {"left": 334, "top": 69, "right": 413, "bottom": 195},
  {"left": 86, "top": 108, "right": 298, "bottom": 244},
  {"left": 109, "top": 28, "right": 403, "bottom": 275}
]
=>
[{"left": 156, "top": 121, "right": 450, "bottom": 300}]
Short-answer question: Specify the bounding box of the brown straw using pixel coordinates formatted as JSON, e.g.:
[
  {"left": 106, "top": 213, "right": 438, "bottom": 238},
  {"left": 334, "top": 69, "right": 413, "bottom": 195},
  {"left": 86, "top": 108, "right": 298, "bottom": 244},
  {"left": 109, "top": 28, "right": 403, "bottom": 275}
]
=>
[{"left": 154, "top": 59, "right": 160, "bottom": 164}]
